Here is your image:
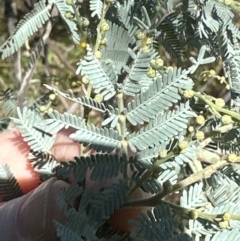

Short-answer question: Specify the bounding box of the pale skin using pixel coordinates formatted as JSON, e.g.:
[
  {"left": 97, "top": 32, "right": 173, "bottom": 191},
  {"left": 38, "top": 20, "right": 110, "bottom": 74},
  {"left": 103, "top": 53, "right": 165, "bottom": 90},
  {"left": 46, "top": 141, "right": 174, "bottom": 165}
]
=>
[
  {"left": 0, "top": 129, "right": 147, "bottom": 240},
  {"left": 0, "top": 129, "right": 80, "bottom": 240}
]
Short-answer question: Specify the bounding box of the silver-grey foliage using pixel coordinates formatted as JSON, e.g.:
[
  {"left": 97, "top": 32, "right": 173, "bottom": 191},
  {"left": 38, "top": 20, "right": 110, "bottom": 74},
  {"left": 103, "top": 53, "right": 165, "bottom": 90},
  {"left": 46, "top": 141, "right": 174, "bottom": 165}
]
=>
[{"left": 2, "top": 0, "right": 240, "bottom": 240}]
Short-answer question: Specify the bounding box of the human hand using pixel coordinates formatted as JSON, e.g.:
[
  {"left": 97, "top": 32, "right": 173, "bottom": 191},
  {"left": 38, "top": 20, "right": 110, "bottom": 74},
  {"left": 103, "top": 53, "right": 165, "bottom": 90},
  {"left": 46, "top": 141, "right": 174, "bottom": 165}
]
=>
[
  {"left": 0, "top": 129, "right": 149, "bottom": 240},
  {"left": 0, "top": 129, "right": 80, "bottom": 240}
]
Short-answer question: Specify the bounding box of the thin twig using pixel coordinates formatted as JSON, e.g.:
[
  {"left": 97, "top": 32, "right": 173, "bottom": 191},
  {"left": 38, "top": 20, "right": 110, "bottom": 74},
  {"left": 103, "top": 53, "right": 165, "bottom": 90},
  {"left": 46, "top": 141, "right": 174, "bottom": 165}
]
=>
[
  {"left": 7, "top": 16, "right": 22, "bottom": 87},
  {"left": 195, "top": 92, "right": 240, "bottom": 121},
  {"left": 124, "top": 159, "right": 227, "bottom": 207},
  {"left": 46, "top": 39, "right": 76, "bottom": 73},
  {"left": 16, "top": 20, "right": 53, "bottom": 108}
]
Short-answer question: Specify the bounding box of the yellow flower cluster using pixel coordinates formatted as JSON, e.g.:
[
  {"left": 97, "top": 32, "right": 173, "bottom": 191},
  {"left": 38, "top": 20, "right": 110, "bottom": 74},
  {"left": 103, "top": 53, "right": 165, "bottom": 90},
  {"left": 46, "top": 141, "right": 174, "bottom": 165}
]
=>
[
  {"left": 196, "top": 131, "right": 205, "bottom": 140},
  {"left": 221, "top": 115, "right": 232, "bottom": 124},
  {"left": 147, "top": 67, "right": 156, "bottom": 78},
  {"left": 196, "top": 115, "right": 205, "bottom": 125},
  {"left": 228, "top": 153, "right": 238, "bottom": 162},
  {"left": 215, "top": 98, "right": 225, "bottom": 107},
  {"left": 183, "top": 89, "right": 195, "bottom": 98},
  {"left": 178, "top": 141, "right": 188, "bottom": 150}
]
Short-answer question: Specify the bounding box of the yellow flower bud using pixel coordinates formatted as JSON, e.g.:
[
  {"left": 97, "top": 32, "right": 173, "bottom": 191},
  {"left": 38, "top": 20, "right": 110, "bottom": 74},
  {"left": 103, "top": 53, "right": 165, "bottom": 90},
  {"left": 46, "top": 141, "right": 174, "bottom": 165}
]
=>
[
  {"left": 83, "top": 18, "right": 90, "bottom": 26},
  {"left": 136, "top": 31, "right": 145, "bottom": 40},
  {"left": 49, "top": 93, "right": 56, "bottom": 101},
  {"left": 141, "top": 46, "right": 150, "bottom": 52},
  {"left": 189, "top": 210, "right": 199, "bottom": 220},
  {"left": 160, "top": 150, "right": 168, "bottom": 158},
  {"left": 196, "top": 115, "right": 205, "bottom": 125},
  {"left": 146, "top": 38, "right": 152, "bottom": 45},
  {"left": 82, "top": 75, "right": 89, "bottom": 84},
  {"left": 80, "top": 41, "right": 87, "bottom": 48},
  {"left": 147, "top": 67, "right": 156, "bottom": 78},
  {"left": 228, "top": 153, "right": 238, "bottom": 163},
  {"left": 215, "top": 98, "right": 225, "bottom": 107},
  {"left": 101, "top": 37, "right": 107, "bottom": 44},
  {"left": 209, "top": 69, "right": 216, "bottom": 76},
  {"left": 178, "top": 141, "right": 188, "bottom": 150},
  {"left": 94, "top": 94, "right": 103, "bottom": 103},
  {"left": 155, "top": 58, "right": 164, "bottom": 67},
  {"left": 100, "top": 22, "right": 110, "bottom": 31},
  {"left": 196, "top": 131, "right": 205, "bottom": 140},
  {"left": 64, "top": 11, "right": 74, "bottom": 19},
  {"left": 188, "top": 126, "right": 194, "bottom": 132},
  {"left": 222, "top": 212, "right": 231, "bottom": 221},
  {"left": 220, "top": 76, "right": 226, "bottom": 82},
  {"left": 94, "top": 51, "right": 102, "bottom": 59},
  {"left": 180, "top": 148, "right": 187, "bottom": 154},
  {"left": 219, "top": 220, "right": 229, "bottom": 229},
  {"left": 71, "top": 81, "right": 77, "bottom": 87},
  {"left": 48, "top": 107, "right": 53, "bottom": 113},
  {"left": 40, "top": 105, "right": 47, "bottom": 112},
  {"left": 221, "top": 115, "right": 232, "bottom": 125},
  {"left": 66, "top": 0, "right": 73, "bottom": 5},
  {"left": 225, "top": 0, "right": 232, "bottom": 5},
  {"left": 183, "top": 89, "right": 195, "bottom": 98}
]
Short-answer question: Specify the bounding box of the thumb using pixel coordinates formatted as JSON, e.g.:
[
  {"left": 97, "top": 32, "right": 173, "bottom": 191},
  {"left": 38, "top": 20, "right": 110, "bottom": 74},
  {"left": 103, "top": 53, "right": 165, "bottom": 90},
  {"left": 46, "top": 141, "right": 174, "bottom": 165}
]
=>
[{"left": 0, "top": 177, "right": 69, "bottom": 241}]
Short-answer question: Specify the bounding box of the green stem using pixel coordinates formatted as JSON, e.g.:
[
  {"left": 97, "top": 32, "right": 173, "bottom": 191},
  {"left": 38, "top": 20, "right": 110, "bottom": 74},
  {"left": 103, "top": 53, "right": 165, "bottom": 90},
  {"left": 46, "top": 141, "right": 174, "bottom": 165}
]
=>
[
  {"left": 194, "top": 92, "right": 240, "bottom": 121},
  {"left": 128, "top": 152, "right": 175, "bottom": 197},
  {"left": 125, "top": 159, "right": 227, "bottom": 206},
  {"left": 230, "top": 1, "right": 240, "bottom": 13},
  {"left": 93, "top": 1, "right": 109, "bottom": 52},
  {"left": 84, "top": 84, "right": 92, "bottom": 123},
  {"left": 128, "top": 169, "right": 153, "bottom": 197},
  {"left": 72, "top": 4, "right": 84, "bottom": 35}
]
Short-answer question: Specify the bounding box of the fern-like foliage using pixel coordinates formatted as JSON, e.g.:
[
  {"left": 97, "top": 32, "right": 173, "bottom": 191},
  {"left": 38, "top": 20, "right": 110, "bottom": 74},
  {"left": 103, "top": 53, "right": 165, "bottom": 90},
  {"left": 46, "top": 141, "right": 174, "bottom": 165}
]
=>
[
  {"left": 55, "top": 180, "right": 130, "bottom": 240},
  {"left": 89, "top": 180, "right": 130, "bottom": 221},
  {"left": 0, "top": 164, "right": 23, "bottom": 201},
  {"left": 123, "top": 47, "right": 158, "bottom": 96},
  {"left": 127, "top": 102, "right": 196, "bottom": 152},
  {"left": 55, "top": 0, "right": 80, "bottom": 44},
  {"left": 29, "top": 90, "right": 55, "bottom": 114},
  {"left": 44, "top": 110, "right": 121, "bottom": 153},
  {"left": 125, "top": 67, "right": 194, "bottom": 125},
  {"left": 117, "top": 0, "right": 138, "bottom": 37},
  {"left": 44, "top": 110, "right": 86, "bottom": 134},
  {"left": 0, "top": 0, "right": 51, "bottom": 59},
  {"left": 90, "top": 0, "right": 103, "bottom": 19},
  {"left": 130, "top": 204, "right": 192, "bottom": 241},
  {"left": 157, "top": 12, "right": 186, "bottom": 59},
  {"left": 76, "top": 46, "right": 116, "bottom": 100},
  {"left": 180, "top": 182, "right": 208, "bottom": 209},
  {"left": 44, "top": 85, "right": 107, "bottom": 113},
  {"left": 11, "top": 107, "right": 55, "bottom": 152},
  {"left": 3, "top": 0, "right": 240, "bottom": 240},
  {"left": 56, "top": 154, "right": 125, "bottom": 182},
  {"left": 101, "top": 21, "right": 135, "bottom": 74},
  {"left": 70, "top": 126, "right": 122, "bottom": 153},
  {"left": 28, "top": 150, "right": 58, "bottom": 178},
  {"left": 0, "top": 88, "right": 17, "bottom": 117}
]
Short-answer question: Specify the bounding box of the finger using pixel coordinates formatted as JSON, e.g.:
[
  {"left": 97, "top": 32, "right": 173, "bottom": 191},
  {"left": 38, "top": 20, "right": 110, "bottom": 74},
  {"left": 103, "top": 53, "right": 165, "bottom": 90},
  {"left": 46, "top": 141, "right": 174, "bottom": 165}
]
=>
[
  {"left": 0, "top": 130, "right": 38, "bottom": 194},
  {"left": 50, "top": 128, "right": 80, "bottom": 162},
  {"left": 0, "top": 177, "right": 69, "bottom": 241},
  {"left": 0, "top": 128, "right": 80, "bottom": 194}
]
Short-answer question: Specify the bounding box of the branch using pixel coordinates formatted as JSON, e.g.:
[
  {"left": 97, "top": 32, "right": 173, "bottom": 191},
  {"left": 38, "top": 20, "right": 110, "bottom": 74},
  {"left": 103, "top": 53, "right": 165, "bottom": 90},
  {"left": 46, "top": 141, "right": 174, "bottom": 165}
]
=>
[
  {"left": 16, "top": 20, "right": 52, "bottom": 108},
  {"left": 124, "top": 159, "right": 227, "bottom": 207},
  {"left": 195, "top": 92, "right": 240, "bottom": 121},
  {"left": 46, "top": 39, "right": 76, "bottom": 73}
]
